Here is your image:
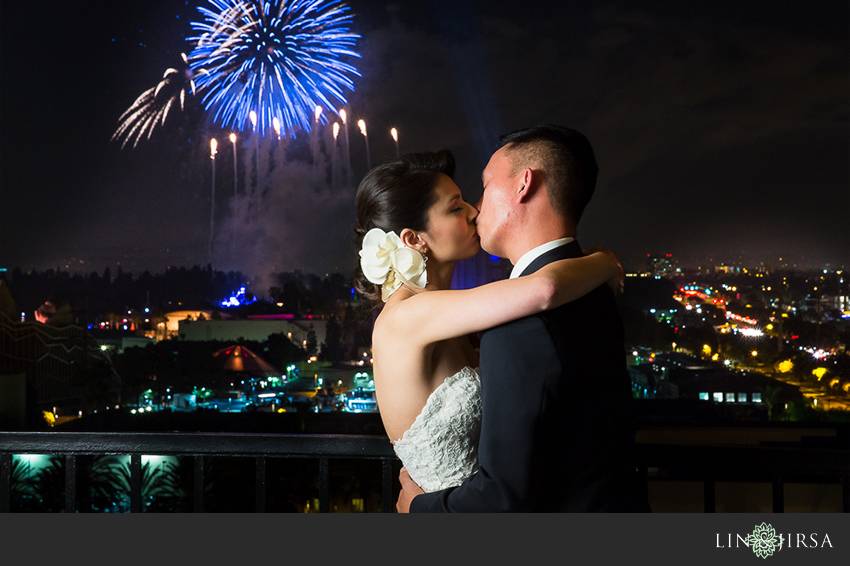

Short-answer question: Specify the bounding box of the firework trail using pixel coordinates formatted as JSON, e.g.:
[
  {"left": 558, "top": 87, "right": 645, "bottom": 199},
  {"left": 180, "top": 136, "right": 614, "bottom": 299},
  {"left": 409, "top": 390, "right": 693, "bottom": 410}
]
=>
[{"left": 112, "top": 53, "right": 198, "bottom": 149}]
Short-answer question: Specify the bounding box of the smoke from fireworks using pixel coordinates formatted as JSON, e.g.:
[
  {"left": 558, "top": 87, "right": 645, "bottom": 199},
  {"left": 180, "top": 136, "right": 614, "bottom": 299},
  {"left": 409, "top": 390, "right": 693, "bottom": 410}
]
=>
[
  {"left": 216, "top": 140, "right": 355, "bottom": 294},
  {"left": 111, "top": 53, "right": 197, "bottom": 149}
]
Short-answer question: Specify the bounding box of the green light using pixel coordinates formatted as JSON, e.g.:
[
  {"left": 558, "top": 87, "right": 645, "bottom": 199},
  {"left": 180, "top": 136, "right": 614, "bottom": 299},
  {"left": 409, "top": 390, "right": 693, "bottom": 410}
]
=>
[{"left": 13, "top": 454, "right": 51, "bottom": 472}]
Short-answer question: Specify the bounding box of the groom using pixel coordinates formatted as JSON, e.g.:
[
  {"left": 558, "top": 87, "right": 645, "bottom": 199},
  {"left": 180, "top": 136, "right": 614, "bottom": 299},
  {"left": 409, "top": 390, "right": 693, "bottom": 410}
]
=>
[{"left": 397, "top": 125, "right": 650, "bottom": 512}]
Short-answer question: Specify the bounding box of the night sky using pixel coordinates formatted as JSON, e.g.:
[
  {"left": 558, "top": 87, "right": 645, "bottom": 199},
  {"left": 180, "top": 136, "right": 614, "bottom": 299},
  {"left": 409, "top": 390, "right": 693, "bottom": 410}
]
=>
[{"left": 1, "top": 0, "right": 847, "bottom": 277}]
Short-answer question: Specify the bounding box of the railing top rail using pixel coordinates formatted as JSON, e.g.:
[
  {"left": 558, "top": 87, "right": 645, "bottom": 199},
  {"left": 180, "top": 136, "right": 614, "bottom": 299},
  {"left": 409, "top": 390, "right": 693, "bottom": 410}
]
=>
[
  {"left": 0, "top": 431, "right": 396, "bottom": 458},
  {"left": 0, "top": 431, "right": 848, "bottom": 473},
  {"left": 635, "top": 419, "right": 850, "bottom": 431},
  {"left": 636, "top": 442, "right": 850, "bottom": 474}
]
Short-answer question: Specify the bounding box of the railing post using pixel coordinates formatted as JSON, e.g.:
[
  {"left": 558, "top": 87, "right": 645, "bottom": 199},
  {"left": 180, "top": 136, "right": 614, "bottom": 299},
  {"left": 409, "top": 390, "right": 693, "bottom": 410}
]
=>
[
  {"left": 319, "top": 457, "right": 329, "bottom": 513},
  {"left": 703, "top": 478, "right": 716, "bottom": 513},
  {"left": 843, "top": 473, "right": 850, "bottom": 514},
  {"left": 381, "top": 458, "right": 393, "bottom": 513},
  {"left": 130, "top": 454, "right": 142, "bottom": 513},
  {"left": 0, "top": 453, "right": 10, "bottom": 513},
  {"left": 255, "top": 457, "right": 266, "bottom": 513},
  {"left": 772, "top": 475, "right": 784, "bottom": 513},
  {"left": 193, "top": 456, "right": 204, "bottom": 512},
  {"left": 636, "top": 463, "right": 649, "bottom": 510},
  {"left": 64, "top": 455, "right": 76, "bottom": 513}
]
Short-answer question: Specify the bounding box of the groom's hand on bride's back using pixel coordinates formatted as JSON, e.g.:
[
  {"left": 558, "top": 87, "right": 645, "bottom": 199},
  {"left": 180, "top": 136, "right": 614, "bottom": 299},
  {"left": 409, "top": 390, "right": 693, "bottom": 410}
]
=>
[{"left": 396, "top": 468, "right": 424, "bottom": 513}]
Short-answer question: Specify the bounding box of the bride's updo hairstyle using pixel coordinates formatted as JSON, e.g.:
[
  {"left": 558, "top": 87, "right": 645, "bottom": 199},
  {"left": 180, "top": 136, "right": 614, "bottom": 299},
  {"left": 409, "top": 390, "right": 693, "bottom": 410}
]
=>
[{"left": 354, "top": 149, "right": 456, "bottom": 301}]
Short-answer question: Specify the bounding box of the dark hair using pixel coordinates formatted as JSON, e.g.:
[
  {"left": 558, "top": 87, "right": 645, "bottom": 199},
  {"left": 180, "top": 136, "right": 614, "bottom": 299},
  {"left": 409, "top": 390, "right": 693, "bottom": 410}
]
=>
[
  {"left": 354, "top": 149, "right": 456, "bottom": 302},
  {"left": 498, "top": 125, "right": 598, "bottom": 224}
]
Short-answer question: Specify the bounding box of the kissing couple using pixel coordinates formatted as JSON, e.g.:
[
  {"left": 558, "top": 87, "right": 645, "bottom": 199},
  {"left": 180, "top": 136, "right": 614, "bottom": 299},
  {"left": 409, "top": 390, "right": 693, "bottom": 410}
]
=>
[{"left": 355, "top": 125, "right": 650, "bottom": 512}]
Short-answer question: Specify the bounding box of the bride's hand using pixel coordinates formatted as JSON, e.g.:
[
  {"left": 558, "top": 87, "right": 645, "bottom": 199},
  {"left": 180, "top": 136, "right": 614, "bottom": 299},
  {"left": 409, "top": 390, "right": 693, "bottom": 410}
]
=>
[{"left": 586, "top": 248, "right": 624, "bottom": 295}]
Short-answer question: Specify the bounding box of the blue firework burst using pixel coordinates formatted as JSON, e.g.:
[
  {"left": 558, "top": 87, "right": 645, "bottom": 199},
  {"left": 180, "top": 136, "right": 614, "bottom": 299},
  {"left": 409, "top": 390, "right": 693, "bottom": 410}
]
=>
[{"left": 188, "top": 0, "right": 361, "bottom": 138}]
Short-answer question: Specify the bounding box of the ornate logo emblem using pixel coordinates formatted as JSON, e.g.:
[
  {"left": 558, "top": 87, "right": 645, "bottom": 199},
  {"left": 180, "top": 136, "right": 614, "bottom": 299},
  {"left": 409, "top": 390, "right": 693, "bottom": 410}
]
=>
[{"left": 745, "top": 522, "right": 780, "bottom": 559}]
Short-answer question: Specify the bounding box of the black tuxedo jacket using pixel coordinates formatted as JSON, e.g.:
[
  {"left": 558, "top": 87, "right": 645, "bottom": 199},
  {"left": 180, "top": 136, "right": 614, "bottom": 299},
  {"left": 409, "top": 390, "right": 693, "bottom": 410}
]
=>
[{"left": 410, "top": 241, "right": 650, "bottom": 512}]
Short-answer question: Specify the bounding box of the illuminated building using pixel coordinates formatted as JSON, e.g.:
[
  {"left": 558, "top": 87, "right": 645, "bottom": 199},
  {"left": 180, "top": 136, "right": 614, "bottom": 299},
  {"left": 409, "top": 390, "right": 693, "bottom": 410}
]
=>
[
  {"left": 646, "top": 252, "right": 679, "bottom": 279},
  {"left": 178, "top": 316, "right": 326, "bottom": 347}
]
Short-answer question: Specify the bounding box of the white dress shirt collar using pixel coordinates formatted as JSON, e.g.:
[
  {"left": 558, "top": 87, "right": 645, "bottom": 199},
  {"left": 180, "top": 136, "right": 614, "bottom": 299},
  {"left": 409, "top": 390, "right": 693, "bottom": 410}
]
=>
[{"left": 509, "top": 237, "right": 575, "bottom": 279}]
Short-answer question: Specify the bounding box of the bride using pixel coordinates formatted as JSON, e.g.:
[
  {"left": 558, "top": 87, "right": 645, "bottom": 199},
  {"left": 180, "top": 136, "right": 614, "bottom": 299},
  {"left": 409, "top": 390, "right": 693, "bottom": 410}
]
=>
[{"left": 355, "top": 150, "right": 622, "bottom": 493}]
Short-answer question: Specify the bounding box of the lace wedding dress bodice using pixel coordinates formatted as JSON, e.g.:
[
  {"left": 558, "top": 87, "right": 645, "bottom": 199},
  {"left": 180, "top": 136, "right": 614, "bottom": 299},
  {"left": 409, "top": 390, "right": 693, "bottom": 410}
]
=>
[{"left": 391, "top": 366, "right": 481, "bottom": 492}]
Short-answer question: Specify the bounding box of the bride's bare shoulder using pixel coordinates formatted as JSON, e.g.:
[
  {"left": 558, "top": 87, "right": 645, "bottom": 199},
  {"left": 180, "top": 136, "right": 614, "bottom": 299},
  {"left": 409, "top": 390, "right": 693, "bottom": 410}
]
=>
[
  {"left": 372, "top": 294, "right": 416, "bottom": 336},
  {"left": 372, "top": 305, "right": 401, "bottom": 349}
]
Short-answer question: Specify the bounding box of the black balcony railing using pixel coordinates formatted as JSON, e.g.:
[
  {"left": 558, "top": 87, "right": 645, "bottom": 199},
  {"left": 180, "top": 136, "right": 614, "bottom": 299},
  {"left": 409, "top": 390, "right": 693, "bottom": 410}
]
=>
[
  {"left": 0, "top": 430, "right": 848, "bottom": 513},
  {"left": 637, "top": 442, "right": 850, "bottom": 512},
  {"left": 0, "top": 432, "right": 396, "bottom": 513}
]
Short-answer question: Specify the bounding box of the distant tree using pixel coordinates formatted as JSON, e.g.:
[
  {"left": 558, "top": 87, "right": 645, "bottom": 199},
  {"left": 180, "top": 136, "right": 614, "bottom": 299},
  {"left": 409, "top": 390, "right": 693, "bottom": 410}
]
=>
[
  {"left": 266, "top": 332, "right": 303, "bottom": 366},
  {"left": 320, "top": 316, "right": 343, "bottom": 362},
  {"left": 306, "top": 327, "right": 317, "bottom": 356}
]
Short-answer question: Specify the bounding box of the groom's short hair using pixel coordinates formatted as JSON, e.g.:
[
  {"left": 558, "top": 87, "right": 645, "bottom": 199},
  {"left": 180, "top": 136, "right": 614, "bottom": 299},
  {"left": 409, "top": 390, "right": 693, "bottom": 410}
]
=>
[{"left": 498, "top": 125, "right": 598, "bottom": 224}]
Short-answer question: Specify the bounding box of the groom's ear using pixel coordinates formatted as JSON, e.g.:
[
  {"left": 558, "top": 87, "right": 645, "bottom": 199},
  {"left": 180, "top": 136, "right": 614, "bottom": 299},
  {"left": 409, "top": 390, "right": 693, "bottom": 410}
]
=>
[{"left": 515, "top": 167, "right": 537, "bottom": 203}]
